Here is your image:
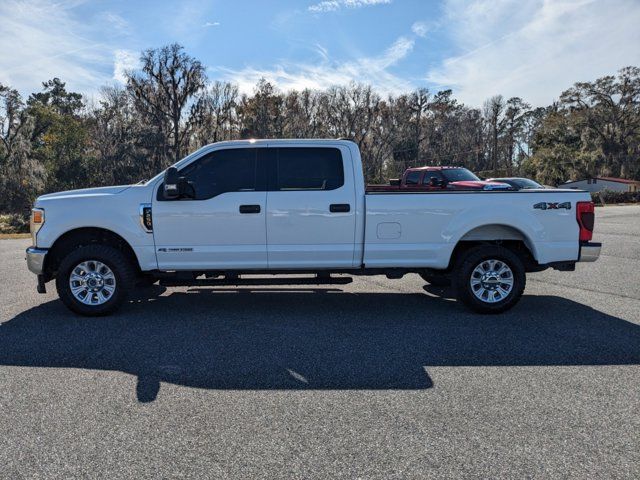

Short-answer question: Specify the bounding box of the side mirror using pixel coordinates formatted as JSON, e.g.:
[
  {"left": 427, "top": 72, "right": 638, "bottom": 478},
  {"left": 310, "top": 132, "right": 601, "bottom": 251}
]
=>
[
  {"left": 163, "top": 167, "right": 181, "bottom": 199},
  {"left": 429, "top": 177, "right": 441, "bottom": 187}
]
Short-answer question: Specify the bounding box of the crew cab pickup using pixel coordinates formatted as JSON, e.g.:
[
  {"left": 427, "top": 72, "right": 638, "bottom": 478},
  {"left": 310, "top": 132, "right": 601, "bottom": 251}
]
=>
[
  {"left": 367, "top": 166, "right": 512, "bottom": 192},
  {"left": 26, "top": 139, "right": 601, "bottom": 316}
]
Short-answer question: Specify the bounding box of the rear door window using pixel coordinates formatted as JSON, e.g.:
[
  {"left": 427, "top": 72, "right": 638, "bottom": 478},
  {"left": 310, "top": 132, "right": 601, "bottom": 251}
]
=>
[{"left": 275, "top": 148, "right": 344, "bottom": 191}]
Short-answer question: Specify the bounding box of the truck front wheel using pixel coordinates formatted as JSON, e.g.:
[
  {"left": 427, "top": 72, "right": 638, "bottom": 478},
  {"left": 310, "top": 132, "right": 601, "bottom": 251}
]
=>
[
  {"left": 453, "top": 246, "right": 526, "bottom": 314},
  {"left": 56, "top": 244, "right": 135, "bottom": 316}
]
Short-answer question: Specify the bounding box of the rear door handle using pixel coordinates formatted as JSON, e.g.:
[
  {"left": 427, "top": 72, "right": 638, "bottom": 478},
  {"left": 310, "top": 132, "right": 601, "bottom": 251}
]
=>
[
  {"left": 330, "top": 204, "right": 350, "bottom": 213},
  {"left": 239, "top": 204, "right": 261, "bottom": 214}
]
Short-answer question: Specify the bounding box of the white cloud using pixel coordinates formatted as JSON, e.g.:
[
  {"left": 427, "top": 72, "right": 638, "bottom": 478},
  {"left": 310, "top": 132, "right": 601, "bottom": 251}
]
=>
[
  {"left": 0, "top": 0, "right": 122, "bottom": 95},
  {"left": 102, "top": 12, "right": 130, "bottom": 35},
  {"left": 308, "top": 0, "right": 391, "bottom": 14},
  {"left": 113, "top": 49, "right": 139, "bottom": 83},
  {"left": 427, "top": 0, "right": 640, "bottom": 106},
  {"left": 165, "top": 0, "right": 219, "bottom": 40},
  {"left": 215, "top": 36, "right": 415, "bottom": 95},
  {"left": 411, "top": 21, "right": 428, "bottom": 38}
]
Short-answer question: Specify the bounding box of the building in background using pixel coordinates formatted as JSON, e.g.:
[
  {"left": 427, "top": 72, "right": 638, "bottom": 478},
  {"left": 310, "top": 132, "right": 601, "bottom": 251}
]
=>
[{"left": 561, "top": 177, "right": 640, "bottom": 193}]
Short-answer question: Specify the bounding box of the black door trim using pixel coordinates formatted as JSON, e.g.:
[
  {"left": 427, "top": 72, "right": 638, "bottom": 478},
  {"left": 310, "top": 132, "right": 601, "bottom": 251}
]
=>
[
  {"left": 329, "top": 204, "right": 350, "bottom": 213},
  {"left": 239, "top": 204, "right": 261, "bottom": 214}
]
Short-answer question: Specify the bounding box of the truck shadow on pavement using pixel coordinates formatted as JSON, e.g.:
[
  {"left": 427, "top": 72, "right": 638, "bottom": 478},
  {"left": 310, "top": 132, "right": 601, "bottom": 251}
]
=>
[{"left": 1, "top": 286, "right": 639, "bottom": 402}]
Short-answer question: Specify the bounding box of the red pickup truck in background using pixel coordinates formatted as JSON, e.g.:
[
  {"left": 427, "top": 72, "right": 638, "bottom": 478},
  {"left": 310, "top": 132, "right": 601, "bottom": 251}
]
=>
[{"left": 367, "top": 166, "right": 512, "bottom": 192}]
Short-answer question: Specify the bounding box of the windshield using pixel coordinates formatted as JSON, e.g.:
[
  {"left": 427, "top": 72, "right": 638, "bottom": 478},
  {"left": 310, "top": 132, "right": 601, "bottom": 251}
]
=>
[
  {"left": 492, "top": 178, "right": 542, "bottom": 189},
  {"left": 512, "top": 178, "right": 542, "bottom": 189},
  {"left": 441, "top": 168, "right": 480, "bottom": 182}
]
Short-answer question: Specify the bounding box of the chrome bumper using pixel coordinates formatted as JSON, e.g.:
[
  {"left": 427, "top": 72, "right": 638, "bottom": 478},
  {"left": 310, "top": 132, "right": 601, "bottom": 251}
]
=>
[
  {"left": 26, "top": 247, "right": 48, "bottom": 274},
  {"left": 578, "top": 242, "right": 601, "bottom": 262}
]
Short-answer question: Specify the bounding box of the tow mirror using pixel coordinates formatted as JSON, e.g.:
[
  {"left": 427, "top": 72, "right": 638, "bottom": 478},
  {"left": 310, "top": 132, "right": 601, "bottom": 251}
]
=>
[
  {"left": 164, "top": 167, "right": 195, "bottom": 199},
  {"left": 163, "top": 167, "right": 181, "bottom": 199}
]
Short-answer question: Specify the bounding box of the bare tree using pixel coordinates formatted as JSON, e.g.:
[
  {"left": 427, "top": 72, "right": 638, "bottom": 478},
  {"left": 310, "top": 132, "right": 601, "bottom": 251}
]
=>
[
  {"left": 237, "top": 78, "right": 284, "bottom": 138},
  {"left": 483, "top": 95, "right": 505, "bottom": 172},
  {"left": 283, "top": 89, "right": 322, "bottom": 138},
  {"left": 193, "top": 81, "right": 239, "bottom": 145},
  {"left": 499, "top": 97, "right": 531, "bottom": 174},
  {"left": 0, "top": 85, "right": 42, "bottom": 212},
  {"left": 126, "top": 43, "right": 207, "bottom": 166},
  {"left": 560, "top": 66, "right": 640, "bottom": 177}
]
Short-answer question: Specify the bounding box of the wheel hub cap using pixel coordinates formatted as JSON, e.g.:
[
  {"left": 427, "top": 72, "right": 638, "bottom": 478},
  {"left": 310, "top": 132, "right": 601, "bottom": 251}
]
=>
[
  {"left": 69, "top": 260, "right": 116, "bottom": 305},
  {"left": 470, "top": 259, "right": 514, "bottom": 304}
]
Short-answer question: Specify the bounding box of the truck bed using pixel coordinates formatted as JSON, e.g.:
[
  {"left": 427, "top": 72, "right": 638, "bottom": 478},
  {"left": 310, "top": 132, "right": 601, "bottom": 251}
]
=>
[{"left": 362, "top": 189, "right": 590, "bottom": 269}]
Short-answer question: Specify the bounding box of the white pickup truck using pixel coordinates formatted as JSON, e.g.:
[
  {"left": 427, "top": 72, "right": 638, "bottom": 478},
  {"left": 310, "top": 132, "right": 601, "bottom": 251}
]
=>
[{"left": 26, "top": 139, "right": 601, "bottom": 316}]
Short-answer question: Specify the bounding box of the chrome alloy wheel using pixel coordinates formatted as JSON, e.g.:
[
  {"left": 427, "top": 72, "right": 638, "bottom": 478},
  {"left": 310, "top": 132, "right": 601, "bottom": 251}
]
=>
[
  {"left": 469, "top": 259, "right": 514, "bottom": 304},
  {"left": 69, "top": 260, "right": 116, "bottom": 305}
]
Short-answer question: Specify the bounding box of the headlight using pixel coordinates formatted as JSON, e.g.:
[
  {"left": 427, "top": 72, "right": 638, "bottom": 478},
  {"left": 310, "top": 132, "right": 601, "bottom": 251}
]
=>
[{"left": 30, "top": 208, "right": 45, "bottom": 245}]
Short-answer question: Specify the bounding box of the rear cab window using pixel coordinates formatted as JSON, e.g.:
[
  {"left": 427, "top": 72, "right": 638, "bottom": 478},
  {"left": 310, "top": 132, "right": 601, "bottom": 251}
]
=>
[
  {"left": 422, "top": 171, "right": 445, "bottom": 184},
  {"left": 273, "top": 147, "right": 344, "bottom": 191}
]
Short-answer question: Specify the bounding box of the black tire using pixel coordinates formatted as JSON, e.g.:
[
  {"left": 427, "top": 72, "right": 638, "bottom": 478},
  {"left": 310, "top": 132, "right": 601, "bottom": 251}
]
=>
[
  {"left": 453, "top": 245, "right": 526, "bottom": 314},
  {"left": 56, "top": 244, "right": 135, "bottom": 316},
  {"left": 419, "top": 273, "right": 451, "bottom": 287}
]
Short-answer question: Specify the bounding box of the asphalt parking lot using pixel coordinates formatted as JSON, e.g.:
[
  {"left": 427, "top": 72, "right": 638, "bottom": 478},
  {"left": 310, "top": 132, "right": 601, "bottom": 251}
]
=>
[{"left": 1, "top": 205, "right": 638, "bottom": 479}]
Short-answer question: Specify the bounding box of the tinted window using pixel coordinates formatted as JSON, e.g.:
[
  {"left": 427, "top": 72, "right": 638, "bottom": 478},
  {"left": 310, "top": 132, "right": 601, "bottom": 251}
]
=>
[
  {"left": 422, "top": 171, "right": 444, "bottom": 184},
  {"left": 490, "top": 178, "right": 542, "bottom": 189},
  {"left": 512, "top": 178, "right": 542, "bottom": 189},
  {"left": 405, "top": 171, "right": 421, "bottom": 185},
  {"left": 180, "top": 148, "right": 258, "bottom": 200},
  {"left": 276, "top": 148, "right": 343, "bottom": 190},
  {"left": 441, "top": 168, "right": 480, "bottom": 182}
]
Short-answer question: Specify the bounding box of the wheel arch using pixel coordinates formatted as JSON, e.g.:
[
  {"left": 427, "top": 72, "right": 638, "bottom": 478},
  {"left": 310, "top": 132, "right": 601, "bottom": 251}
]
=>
[
  {"left": 448, "top": 224, "right": 541, "bottom": 272},
  {"left": 45, "top": 227, "right": 141, "bottom": 279}
]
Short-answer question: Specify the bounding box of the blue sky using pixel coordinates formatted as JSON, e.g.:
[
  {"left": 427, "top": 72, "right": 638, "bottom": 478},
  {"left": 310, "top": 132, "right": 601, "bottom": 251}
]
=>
[{"left": 1, "top": 0, "right": 640, "bottom": 106}]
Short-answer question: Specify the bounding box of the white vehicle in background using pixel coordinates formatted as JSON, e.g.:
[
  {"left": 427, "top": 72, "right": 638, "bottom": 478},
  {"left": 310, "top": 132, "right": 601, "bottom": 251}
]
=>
[
  {"left": 486, "top": 177, "right": 545, "bottom": 190},
  {"left": 26, "top": 139, "right": 601, "bottom": 316}
]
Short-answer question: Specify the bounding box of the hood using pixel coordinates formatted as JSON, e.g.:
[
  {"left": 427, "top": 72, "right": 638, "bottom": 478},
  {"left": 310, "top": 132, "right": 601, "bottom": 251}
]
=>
[
  {"left": 37, "top": 185, "right": 132, "bottom": 202},
  {"left": 448, "top": 180, "right": 512, "bottom": 190}
]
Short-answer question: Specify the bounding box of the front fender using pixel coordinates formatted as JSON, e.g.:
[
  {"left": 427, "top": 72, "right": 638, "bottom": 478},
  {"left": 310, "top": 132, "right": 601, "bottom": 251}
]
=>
[{"left": 34, "top": 185, "right": 157, "bottom": 270}]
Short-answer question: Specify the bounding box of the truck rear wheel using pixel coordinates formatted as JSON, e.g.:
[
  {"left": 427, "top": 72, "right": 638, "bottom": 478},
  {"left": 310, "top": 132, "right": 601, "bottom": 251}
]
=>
[
  {"left": 453, "top": 245, "right": 526, "bottom": 314},
  {"left": 56, "top": 244, "right": 135, "bottom": 316}
]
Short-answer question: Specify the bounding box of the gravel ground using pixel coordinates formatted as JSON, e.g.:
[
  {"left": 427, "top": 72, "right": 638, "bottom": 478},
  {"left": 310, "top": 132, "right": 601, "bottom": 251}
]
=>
[{"left": 0, "top": 205, "right": 638, "bottom": 479}]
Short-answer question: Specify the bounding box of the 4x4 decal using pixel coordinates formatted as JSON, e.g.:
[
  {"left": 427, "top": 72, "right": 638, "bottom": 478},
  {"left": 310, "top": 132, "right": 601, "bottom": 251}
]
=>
[{"left": 533, "top": 202, "right": 571, "bottom": 210}]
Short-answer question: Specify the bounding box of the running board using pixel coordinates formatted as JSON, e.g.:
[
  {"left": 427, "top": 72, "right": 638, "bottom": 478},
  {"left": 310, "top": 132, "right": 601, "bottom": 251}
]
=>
[{"left": 159, "top": 275, "right": 353, "bottom": 287}]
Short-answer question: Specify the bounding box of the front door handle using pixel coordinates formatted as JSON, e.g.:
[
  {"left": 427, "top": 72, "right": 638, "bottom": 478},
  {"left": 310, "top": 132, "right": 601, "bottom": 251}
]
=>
[
  {"left": 239, "top": 204, "right": 261, "bottom": 214},
  {"left": 330, "top": 204, "right": 351, "bottom": 213}
]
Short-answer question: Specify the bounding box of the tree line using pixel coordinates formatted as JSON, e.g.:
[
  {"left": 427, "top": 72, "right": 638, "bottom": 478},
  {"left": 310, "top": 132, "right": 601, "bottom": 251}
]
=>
[{"left": 1, "top": 43, "right": 639, "bottom": 215}]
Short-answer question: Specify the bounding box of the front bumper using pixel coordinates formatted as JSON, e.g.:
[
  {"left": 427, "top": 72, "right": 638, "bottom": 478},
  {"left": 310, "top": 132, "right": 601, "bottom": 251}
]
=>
[
  {"left": 578, "top": 242, "right": 601, "bottom": 262},
  {"left": 26, "top": 247, "right": 48, "bottom": 274}
]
